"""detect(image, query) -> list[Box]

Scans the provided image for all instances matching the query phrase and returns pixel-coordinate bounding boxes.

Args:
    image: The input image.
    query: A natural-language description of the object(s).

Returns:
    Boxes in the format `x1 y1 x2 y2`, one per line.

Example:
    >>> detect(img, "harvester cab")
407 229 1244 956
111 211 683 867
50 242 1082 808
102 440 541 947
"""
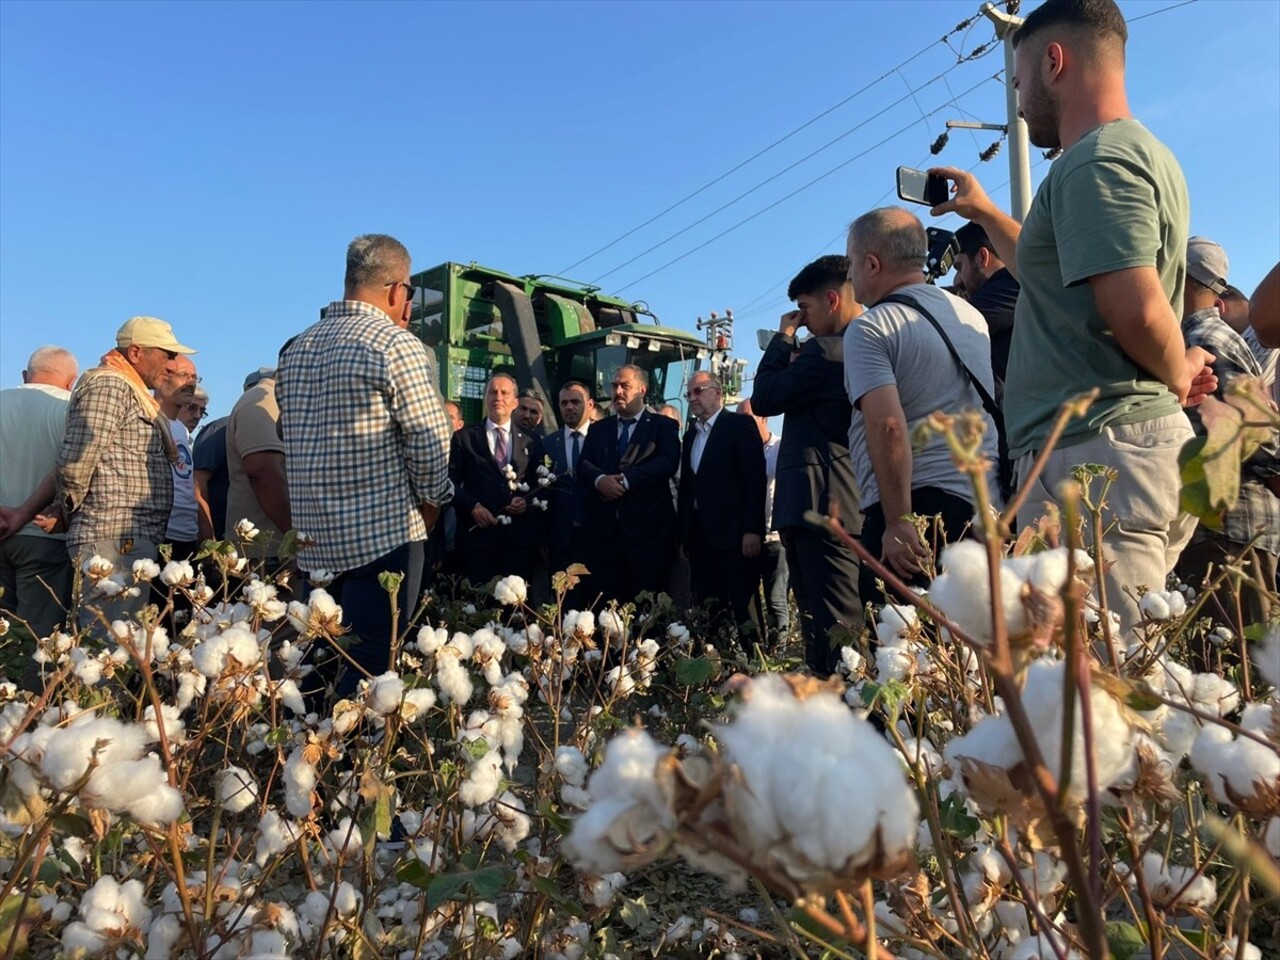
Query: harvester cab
406 262 740 430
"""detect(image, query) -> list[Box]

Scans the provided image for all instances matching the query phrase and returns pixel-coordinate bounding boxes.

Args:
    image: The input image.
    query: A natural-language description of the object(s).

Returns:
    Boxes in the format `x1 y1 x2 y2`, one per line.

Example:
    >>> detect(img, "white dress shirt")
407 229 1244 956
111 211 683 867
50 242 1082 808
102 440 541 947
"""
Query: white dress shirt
689 408 722 474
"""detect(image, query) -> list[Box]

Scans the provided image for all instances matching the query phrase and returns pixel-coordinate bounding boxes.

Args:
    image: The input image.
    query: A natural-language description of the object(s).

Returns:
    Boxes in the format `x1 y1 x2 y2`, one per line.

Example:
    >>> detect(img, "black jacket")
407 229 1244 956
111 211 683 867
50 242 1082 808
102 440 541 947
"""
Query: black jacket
750 331 862 534
576 409 679 539
679 411 766 551
448 422 545 548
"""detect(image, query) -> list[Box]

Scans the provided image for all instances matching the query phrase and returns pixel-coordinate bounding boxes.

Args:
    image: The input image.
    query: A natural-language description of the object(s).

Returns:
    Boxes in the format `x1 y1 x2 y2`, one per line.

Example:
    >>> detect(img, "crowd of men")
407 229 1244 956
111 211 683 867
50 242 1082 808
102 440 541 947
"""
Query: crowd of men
2 0 1278 690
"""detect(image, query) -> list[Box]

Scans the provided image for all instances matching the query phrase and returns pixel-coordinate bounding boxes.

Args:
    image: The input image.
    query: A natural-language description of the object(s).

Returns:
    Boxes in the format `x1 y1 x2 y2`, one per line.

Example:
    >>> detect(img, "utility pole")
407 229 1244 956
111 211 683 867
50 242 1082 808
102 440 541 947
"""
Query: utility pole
981 1 1032 221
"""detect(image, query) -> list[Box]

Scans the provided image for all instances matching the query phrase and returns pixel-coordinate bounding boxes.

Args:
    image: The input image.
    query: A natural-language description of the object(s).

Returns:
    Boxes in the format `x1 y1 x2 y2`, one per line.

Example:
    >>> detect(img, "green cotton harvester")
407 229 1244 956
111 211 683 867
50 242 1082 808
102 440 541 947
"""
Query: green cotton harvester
406 261 745 430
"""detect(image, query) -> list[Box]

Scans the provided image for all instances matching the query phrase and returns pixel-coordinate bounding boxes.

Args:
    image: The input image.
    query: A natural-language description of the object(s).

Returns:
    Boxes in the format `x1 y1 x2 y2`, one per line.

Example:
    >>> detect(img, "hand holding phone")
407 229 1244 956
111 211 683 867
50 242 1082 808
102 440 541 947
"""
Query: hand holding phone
925 166 996 220
896 166 949 207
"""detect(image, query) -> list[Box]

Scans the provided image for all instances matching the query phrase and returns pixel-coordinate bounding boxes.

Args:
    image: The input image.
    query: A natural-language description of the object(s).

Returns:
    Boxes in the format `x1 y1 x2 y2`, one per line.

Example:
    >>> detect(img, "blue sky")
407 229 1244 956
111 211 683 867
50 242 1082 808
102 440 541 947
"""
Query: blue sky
2 0 1277 420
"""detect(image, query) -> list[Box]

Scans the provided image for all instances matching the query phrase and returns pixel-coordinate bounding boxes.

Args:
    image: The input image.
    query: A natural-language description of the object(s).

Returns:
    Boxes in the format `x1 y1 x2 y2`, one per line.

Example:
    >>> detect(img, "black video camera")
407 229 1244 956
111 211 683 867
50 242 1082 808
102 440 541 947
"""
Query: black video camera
925 227 959 284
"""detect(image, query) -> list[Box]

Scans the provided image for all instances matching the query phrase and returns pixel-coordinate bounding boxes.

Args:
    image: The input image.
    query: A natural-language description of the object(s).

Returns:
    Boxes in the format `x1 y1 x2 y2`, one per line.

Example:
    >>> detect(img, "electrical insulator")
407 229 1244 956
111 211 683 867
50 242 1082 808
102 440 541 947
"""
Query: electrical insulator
930 131 950 155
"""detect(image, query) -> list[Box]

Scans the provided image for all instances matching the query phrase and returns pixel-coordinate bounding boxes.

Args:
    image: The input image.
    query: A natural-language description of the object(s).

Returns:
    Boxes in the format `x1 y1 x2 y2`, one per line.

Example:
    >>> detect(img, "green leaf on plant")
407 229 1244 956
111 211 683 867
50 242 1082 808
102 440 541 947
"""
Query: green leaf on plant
463 738 491 761
531 875 583 913
1105 920 1147 960
1122 678 1164 712
52 812 93 838
378 570 404 594
674 657 712 686
396 859 433 888
265 726 291 747
536 798 571 833
860 680 882 707
938 792 980 839
424 865 511 910
1179 379 1276 528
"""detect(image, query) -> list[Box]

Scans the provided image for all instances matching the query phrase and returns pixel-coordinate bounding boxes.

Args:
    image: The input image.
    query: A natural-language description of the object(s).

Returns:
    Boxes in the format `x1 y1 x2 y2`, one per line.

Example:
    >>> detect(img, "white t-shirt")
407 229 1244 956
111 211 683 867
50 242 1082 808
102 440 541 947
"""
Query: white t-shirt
763 432 781 542
843 283 1000 510
166 419 199 541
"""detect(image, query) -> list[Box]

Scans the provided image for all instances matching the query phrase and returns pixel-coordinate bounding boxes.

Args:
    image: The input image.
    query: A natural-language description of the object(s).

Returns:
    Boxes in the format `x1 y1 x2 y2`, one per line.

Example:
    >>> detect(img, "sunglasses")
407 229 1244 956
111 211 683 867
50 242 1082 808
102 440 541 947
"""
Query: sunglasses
684 384 719 399
385 281 417 300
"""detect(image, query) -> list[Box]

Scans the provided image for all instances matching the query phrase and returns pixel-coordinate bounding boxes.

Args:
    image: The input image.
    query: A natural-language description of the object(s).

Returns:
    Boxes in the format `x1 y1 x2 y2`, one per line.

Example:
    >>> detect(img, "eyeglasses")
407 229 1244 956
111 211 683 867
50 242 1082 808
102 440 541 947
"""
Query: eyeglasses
151 347 179 360
385 281 417 300
684 384 719 399
183 403 209 419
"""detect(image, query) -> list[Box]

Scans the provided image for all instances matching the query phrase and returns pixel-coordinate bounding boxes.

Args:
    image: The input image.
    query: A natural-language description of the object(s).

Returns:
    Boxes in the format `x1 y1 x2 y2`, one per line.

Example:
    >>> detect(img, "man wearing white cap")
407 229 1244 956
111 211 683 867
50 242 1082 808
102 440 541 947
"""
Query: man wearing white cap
54 316 197 633
1176 237 1279 633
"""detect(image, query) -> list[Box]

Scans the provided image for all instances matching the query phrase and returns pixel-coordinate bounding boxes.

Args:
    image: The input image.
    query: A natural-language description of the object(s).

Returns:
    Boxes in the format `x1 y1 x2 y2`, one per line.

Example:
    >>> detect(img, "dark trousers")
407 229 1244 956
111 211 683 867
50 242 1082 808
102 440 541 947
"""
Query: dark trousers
308 542 422 701
461 535 535 588
0 535 72 641
858 487 974 607
586 532 671 609
688 534 763 643
760 539 790 641
783 525 862 676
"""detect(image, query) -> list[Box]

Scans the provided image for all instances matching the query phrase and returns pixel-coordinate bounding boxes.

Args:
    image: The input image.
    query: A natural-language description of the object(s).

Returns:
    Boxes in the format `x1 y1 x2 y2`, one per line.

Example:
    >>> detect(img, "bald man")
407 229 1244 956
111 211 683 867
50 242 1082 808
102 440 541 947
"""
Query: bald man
0 346 78 645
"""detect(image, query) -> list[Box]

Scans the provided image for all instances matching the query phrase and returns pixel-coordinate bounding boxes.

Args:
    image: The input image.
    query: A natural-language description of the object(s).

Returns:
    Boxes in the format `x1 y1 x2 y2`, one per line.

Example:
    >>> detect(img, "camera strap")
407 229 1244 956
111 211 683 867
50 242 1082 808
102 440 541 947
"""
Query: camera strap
876 293 1000 421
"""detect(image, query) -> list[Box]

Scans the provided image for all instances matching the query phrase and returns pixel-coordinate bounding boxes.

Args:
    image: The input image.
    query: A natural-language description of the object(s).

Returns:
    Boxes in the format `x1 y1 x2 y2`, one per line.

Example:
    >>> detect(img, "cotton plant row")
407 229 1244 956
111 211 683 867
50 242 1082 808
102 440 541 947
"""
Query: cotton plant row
560 530 1280 959
0 555 744 960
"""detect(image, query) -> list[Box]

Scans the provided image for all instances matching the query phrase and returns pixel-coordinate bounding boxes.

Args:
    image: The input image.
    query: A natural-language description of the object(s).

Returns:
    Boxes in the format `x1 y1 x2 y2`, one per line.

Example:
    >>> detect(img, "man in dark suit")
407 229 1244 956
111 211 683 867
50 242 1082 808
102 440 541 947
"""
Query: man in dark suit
751 255 864 676
678 371 766 642
448 371 544 585
576 364 679 606
542 380 595 606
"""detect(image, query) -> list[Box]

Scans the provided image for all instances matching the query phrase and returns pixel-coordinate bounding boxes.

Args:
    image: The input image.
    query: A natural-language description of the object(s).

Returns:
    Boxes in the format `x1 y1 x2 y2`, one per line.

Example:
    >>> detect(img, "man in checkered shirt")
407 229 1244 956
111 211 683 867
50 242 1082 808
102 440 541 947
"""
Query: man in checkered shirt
277 234 453 698
1175 237 1280 634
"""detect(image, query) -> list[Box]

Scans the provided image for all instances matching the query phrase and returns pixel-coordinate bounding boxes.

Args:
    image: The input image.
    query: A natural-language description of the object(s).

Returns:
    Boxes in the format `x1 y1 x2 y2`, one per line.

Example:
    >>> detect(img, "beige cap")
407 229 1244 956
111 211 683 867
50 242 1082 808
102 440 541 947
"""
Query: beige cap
115 316 196 354
1186 237 1229 295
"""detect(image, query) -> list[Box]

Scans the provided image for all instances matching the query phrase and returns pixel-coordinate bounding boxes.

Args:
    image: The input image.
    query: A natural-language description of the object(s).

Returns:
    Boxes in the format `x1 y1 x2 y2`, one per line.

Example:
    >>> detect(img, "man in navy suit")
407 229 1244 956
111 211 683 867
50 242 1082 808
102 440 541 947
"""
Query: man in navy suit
576 365 679 606
679 371 766 642
751 256 864 676
448 371 544 585
542 380 595 606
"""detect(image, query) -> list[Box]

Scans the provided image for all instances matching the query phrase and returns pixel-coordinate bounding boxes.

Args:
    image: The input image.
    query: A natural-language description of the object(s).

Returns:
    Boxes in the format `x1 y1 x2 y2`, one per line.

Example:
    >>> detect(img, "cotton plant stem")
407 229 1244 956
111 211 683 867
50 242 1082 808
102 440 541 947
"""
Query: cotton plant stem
1000 389 1099 530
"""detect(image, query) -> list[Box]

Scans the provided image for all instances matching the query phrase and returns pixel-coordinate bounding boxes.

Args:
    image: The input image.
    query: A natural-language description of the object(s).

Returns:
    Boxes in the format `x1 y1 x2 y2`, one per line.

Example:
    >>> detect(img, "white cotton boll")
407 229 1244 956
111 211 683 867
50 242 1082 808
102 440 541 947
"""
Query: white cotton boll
71 649 104 686
363 671 404 716
40 717 148 792
325 817 364 862
145 914 182 959
584 871 627 907
255 810 301 866
875 604 918 647
245 930 290 959
839 646 865 676
459 752 504 807
563 610 595 638
446 632 475 659
435 655 474 706
160 560 195 586
275 679 306 715
1216 938 1262 960
217 766 259 813
1251 630 1280 688
1190 723 1280 802
598 609 625 643
493 575 527 605
876 645 914 683
132 558 161 582
1141 852 1216 910
221 625 261 669
191 635 231 678
1240 703 1274 736
61 922 108 955
332 881 361 917
944 660 1135 804
928 541 1027 646
283 748 318 818
84 555 114 579
175 671 206 711
561 783 590 809
1009 931 1080 960
605 665 636 698
555 746 589 786
142 704 185 744
401 687 437 723
713 674 919 886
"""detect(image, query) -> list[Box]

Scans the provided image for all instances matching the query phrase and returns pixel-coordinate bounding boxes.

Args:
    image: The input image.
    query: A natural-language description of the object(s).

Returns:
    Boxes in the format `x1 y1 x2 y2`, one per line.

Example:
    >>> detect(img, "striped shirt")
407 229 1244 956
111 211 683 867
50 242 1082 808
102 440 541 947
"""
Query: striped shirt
57 372 174 552
276 300 453 573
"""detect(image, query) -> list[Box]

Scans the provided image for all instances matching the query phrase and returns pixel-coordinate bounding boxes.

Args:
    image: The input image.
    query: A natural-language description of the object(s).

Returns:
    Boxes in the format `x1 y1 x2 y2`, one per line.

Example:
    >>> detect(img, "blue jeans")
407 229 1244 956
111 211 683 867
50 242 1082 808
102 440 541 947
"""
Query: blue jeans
761 539 790 637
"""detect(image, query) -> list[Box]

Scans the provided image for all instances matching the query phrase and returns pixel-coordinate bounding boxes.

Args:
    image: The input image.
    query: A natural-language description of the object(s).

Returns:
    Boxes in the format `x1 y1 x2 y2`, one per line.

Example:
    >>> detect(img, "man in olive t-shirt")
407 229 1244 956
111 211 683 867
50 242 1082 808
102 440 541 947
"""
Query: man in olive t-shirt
226 372 291 562
928 0 1215 633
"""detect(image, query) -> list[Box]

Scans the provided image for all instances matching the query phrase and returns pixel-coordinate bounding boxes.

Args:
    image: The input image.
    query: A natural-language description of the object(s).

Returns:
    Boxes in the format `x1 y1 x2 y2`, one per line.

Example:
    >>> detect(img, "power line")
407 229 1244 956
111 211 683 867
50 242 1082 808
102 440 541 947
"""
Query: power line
556 15 987 278
588 51 997 286
612 72 1002 295
1127 0 1198 24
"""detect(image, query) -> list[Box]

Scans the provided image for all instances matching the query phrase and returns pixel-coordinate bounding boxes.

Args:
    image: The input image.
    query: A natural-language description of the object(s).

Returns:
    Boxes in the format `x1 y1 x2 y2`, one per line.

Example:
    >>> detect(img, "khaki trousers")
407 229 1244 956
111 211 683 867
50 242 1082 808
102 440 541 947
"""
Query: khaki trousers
1016 413 1198 636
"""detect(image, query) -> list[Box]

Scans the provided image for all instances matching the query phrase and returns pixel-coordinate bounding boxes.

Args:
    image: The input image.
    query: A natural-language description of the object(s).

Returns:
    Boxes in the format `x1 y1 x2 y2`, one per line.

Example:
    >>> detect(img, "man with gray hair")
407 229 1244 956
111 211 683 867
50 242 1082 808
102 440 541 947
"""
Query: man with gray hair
844 207 1000 606
277 233 453 699
57 318 196 632
0 346 78 644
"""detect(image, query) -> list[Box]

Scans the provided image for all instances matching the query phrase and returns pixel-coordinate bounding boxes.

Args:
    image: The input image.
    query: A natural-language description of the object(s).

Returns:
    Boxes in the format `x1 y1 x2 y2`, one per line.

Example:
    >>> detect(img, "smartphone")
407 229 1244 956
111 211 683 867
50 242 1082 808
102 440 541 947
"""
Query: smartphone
896 166 949 207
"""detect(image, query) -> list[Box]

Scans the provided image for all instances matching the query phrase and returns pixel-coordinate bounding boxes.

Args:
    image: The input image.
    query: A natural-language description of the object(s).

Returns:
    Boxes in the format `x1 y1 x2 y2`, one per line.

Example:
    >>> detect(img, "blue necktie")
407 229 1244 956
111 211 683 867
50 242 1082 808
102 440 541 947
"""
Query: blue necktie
618 417 636 451
569 431 581 474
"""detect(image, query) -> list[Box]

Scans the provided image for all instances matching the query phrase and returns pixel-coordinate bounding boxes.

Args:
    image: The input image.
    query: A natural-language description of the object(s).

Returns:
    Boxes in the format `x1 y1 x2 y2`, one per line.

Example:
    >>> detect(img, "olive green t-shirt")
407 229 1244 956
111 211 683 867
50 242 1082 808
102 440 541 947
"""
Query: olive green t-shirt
1004 119 1188 458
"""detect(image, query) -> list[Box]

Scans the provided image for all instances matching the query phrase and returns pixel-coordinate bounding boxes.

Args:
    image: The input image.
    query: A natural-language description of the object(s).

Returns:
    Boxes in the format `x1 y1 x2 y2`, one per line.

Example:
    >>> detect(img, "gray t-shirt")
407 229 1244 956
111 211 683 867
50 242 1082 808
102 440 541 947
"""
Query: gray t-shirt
843 283 1000 510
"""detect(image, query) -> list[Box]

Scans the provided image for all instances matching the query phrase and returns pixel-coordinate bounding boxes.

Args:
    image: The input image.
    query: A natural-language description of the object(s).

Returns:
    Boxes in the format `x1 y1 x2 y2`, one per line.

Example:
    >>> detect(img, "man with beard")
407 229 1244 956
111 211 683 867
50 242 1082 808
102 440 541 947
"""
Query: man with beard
929 0 1215 634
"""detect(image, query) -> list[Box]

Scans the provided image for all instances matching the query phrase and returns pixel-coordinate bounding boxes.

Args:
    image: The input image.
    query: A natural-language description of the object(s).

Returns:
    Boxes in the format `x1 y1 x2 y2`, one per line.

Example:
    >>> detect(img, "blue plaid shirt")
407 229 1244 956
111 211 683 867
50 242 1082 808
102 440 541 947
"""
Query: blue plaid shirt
277 301 453 572
1182 307 1280 554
